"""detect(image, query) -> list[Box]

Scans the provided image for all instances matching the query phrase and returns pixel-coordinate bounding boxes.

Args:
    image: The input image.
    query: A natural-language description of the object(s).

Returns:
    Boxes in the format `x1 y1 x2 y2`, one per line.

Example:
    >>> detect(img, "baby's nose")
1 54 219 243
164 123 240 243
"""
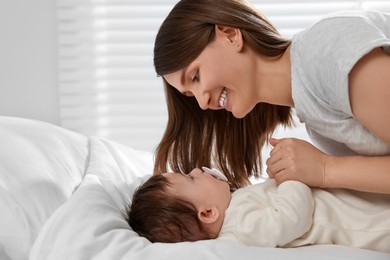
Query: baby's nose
189 168 202 176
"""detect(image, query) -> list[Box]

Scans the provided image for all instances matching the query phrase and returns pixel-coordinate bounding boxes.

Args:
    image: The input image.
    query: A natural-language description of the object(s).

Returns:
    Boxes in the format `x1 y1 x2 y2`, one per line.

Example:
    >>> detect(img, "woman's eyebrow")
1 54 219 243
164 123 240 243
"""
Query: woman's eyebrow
180 66 188 85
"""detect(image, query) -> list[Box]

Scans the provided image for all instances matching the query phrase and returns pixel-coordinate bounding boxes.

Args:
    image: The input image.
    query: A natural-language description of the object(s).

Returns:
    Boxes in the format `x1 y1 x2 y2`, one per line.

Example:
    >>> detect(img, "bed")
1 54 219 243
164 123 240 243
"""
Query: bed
1 116 389 260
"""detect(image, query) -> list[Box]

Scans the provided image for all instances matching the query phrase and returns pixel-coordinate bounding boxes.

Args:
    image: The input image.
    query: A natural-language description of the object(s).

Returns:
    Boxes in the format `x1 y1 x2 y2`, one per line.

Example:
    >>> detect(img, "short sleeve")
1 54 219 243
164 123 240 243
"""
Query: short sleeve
294 10 390 116
291 10 390 156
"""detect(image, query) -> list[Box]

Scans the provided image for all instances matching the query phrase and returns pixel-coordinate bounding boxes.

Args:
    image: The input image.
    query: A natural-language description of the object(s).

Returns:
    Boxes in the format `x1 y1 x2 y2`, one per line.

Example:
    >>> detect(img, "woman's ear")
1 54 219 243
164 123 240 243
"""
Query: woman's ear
198 206 220 224
215 25 243 51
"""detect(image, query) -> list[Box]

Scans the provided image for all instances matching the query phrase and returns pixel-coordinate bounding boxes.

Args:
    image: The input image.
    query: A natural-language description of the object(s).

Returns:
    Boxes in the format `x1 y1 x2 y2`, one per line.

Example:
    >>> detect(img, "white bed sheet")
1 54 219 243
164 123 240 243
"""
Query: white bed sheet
29 136 390 260
0 117 389 260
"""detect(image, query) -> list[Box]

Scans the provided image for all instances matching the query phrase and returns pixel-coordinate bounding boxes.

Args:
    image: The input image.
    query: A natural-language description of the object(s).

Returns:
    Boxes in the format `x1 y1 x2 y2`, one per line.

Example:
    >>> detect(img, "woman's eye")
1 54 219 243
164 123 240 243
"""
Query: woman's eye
192 71 199 82
182 91 194 97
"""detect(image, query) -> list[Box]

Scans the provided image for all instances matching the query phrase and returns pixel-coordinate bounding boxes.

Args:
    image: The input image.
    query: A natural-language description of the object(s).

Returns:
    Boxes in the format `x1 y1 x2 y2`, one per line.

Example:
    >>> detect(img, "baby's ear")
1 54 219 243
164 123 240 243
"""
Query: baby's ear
198 206 220 224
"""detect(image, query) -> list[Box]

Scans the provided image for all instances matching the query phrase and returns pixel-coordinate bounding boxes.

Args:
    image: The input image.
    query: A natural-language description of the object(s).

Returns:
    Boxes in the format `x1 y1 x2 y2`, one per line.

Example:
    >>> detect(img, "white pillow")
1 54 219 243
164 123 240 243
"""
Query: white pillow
0 117 89 260
85 136 153 203
29 137 390 260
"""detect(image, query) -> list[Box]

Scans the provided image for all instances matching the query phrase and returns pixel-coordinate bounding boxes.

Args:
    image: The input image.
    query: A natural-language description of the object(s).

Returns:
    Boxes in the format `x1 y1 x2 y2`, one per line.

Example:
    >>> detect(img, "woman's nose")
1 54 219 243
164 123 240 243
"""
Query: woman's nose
194 91 211 110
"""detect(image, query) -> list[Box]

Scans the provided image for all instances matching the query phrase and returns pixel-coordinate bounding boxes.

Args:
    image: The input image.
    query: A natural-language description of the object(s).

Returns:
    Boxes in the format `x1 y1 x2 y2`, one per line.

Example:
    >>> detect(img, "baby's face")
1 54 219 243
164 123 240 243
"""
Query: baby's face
163 168 231 214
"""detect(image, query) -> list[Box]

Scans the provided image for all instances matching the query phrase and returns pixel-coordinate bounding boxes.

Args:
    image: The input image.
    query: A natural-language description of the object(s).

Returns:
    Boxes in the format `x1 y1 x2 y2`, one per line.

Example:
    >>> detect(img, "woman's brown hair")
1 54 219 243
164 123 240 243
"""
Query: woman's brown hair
125 174 212 243
153 0 292 189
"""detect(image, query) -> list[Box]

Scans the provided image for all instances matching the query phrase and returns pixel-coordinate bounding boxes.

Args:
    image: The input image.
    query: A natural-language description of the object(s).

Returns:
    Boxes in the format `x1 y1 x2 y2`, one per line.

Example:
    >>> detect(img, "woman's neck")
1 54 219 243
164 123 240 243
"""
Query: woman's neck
256 45 294 107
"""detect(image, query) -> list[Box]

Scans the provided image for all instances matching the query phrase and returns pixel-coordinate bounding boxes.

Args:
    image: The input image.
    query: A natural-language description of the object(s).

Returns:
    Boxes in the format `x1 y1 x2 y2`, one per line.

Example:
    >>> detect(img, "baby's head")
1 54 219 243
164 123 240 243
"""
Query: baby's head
125 168 231 243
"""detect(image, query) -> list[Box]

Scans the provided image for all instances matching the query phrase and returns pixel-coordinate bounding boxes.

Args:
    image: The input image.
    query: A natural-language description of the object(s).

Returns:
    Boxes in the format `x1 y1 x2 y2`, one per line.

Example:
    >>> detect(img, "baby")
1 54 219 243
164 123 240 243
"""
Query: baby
125 167 390 253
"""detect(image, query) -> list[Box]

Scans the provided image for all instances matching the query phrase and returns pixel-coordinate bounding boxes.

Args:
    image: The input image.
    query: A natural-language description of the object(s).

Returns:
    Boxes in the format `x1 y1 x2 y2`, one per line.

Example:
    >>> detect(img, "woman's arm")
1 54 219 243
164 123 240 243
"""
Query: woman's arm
325 154 390 194
267 47 390 194
328 47 390 193
349 47 390 145
266 138 390 194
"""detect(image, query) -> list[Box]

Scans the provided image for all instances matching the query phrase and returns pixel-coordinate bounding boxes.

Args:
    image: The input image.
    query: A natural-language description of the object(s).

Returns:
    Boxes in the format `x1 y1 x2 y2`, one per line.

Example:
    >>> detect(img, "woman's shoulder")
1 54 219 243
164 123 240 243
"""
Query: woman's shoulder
291 9 390 107
294 10 389 49
299 10 390 37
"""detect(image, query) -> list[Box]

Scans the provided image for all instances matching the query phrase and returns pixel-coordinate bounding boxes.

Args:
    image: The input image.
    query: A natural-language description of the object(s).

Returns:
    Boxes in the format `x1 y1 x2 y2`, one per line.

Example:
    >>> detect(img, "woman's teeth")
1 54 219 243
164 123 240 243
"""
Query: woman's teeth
219 89 227 107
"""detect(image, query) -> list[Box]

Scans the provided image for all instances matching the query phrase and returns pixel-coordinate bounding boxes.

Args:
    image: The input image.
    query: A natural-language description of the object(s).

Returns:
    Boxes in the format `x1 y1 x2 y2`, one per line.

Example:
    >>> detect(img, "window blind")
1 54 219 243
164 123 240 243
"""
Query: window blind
57 0 390 152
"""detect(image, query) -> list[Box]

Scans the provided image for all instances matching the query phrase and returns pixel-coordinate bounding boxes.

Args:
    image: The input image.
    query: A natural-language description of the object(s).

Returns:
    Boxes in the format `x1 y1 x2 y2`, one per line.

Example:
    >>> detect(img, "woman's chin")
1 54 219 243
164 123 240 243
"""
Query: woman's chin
231 110 246 119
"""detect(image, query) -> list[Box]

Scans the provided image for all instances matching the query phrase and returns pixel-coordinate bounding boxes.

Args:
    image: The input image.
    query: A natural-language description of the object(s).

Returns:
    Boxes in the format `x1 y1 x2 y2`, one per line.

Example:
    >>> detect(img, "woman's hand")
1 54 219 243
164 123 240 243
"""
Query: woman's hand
266 138 328 188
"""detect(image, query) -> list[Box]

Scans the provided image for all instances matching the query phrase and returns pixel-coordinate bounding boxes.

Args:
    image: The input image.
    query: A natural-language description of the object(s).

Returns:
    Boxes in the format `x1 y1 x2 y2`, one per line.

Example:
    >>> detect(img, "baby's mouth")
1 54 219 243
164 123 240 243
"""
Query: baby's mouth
219 88 227 108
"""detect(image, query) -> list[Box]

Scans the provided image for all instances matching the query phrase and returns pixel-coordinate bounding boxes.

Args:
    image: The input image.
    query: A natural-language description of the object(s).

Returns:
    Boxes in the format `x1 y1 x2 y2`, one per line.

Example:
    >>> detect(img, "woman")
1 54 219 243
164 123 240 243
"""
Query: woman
153 0 390 193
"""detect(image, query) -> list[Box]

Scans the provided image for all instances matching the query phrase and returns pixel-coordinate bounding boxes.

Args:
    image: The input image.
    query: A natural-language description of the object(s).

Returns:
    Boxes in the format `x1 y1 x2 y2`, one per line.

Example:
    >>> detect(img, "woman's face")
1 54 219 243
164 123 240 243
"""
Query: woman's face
163 26 260 119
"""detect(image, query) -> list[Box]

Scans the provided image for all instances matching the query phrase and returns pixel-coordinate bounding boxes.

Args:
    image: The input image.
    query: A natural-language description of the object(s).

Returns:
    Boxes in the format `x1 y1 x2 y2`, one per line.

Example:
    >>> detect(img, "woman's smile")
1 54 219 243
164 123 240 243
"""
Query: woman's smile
219 88 228 108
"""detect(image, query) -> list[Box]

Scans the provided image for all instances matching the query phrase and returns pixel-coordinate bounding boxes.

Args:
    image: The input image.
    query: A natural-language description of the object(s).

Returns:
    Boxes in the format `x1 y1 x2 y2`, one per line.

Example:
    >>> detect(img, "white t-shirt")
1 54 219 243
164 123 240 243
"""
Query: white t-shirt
290 10 390 156
217 180 390 252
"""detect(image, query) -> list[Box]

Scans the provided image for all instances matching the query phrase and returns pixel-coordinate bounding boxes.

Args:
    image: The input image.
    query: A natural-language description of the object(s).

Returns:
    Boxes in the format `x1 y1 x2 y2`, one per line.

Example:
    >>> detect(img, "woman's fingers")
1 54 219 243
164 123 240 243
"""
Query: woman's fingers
267 137 328 187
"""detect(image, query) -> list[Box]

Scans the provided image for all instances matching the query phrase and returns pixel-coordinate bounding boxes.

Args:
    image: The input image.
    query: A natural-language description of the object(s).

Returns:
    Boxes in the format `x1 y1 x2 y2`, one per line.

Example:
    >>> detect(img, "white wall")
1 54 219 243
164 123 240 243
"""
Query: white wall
0 0 60 125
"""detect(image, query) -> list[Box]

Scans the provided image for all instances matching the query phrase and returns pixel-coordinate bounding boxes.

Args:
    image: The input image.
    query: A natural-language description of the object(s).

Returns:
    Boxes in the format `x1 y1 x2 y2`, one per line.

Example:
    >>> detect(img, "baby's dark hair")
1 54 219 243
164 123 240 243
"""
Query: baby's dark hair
124 174 213 243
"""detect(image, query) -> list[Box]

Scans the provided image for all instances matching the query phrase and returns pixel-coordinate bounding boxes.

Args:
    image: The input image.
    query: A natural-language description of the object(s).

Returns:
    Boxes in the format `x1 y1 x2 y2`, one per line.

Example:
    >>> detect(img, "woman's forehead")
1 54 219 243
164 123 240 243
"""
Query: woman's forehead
163 69 184 90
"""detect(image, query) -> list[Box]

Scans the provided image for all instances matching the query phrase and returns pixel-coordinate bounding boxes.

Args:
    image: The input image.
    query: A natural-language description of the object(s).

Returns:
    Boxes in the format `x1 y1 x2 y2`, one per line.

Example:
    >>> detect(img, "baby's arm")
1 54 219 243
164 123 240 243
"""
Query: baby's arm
235 180 314 247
